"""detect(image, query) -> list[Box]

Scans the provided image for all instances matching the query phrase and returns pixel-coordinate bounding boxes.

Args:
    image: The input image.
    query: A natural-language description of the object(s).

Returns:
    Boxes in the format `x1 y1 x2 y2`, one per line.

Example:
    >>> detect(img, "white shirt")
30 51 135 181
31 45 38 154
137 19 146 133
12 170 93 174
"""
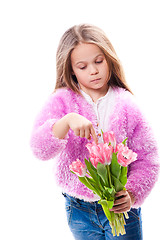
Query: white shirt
80 87 116 143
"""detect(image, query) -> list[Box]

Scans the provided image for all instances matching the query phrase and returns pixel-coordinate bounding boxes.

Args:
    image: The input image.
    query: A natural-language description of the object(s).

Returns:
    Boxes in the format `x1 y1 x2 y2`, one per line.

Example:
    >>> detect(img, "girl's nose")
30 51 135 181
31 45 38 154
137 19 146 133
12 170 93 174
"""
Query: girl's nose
90 64 99 75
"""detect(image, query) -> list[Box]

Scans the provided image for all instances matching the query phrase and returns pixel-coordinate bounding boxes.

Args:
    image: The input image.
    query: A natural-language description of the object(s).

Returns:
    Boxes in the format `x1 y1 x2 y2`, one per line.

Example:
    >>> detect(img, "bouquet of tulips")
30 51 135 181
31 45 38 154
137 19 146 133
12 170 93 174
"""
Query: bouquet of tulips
69 131 137 237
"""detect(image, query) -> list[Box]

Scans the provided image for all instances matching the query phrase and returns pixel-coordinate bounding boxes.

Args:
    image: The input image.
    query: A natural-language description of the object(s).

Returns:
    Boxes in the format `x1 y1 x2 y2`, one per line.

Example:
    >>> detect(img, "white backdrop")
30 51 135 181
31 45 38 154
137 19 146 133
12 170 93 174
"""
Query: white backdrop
0 0 160 239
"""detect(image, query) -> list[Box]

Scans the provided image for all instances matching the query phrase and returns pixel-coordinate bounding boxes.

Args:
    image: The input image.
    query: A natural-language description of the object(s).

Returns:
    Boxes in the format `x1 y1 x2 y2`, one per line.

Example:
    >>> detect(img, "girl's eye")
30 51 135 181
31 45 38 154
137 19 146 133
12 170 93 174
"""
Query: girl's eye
80 66 86 70
96 59 103 64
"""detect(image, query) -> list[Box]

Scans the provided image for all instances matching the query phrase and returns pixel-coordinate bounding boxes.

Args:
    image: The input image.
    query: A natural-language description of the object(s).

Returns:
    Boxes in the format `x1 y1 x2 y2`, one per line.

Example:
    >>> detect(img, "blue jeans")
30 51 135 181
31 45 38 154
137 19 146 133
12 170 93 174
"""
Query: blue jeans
63 193 143 240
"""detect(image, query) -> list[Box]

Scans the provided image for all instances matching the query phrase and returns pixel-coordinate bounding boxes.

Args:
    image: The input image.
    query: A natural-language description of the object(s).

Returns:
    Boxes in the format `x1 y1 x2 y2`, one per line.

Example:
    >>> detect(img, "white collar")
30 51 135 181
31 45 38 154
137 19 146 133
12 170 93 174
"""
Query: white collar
80 87 112 104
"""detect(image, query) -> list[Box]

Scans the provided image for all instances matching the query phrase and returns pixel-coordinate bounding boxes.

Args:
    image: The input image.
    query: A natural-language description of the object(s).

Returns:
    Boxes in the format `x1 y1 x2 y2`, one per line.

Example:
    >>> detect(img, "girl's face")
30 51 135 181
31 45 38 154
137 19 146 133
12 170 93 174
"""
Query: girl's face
71 43 110 97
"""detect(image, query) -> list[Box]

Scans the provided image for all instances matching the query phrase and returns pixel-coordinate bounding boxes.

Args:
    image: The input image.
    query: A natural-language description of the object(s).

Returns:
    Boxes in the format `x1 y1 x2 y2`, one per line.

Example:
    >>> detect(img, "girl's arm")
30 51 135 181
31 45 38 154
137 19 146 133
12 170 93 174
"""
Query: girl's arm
111 90 159 209
125 102 160 208
30 94 69 160
52 112 98 144
30 93 98 161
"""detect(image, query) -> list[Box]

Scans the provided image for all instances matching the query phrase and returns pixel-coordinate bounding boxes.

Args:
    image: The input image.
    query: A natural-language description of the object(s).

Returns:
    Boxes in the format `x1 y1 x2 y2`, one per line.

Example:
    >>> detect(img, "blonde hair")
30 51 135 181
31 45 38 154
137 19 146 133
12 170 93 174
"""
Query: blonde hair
55 24 132 94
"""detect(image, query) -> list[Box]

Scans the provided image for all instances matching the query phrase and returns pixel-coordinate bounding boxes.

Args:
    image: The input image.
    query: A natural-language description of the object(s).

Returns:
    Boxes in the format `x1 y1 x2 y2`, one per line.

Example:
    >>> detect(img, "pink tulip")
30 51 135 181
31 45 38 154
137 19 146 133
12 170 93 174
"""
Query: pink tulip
86 142 113 168
103 131 116 148
116 143 137 167
69 159 87 177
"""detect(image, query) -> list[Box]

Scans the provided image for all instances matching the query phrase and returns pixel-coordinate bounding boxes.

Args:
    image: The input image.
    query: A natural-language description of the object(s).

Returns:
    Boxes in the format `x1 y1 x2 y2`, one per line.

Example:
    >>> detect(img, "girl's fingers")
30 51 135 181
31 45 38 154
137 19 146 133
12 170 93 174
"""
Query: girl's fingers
85 128 91 140
114 196 128 206
115 190 127 198
74 126 98 144
110 190 132 213
90 127 98 144
111 201 130 213
112 206 130 213
80 128 85 138
74 129 80 136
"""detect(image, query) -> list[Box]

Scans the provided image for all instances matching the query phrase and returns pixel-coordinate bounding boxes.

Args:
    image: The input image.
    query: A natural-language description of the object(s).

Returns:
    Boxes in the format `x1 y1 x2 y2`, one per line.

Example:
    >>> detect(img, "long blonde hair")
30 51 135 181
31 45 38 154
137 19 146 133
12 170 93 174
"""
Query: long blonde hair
55 24 132 94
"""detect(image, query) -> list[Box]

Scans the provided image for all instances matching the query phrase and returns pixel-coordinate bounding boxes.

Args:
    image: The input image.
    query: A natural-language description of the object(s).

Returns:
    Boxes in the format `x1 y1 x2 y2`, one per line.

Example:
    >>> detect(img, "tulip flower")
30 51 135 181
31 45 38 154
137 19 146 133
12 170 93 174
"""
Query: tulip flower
86 142 113 168
69 159 87 177
103 131 116 148
116 143 137 167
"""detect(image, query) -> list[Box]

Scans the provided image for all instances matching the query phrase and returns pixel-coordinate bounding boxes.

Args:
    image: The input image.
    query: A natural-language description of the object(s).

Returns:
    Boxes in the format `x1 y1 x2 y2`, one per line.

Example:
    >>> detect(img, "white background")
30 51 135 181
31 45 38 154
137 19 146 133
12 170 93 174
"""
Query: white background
0 0 160 239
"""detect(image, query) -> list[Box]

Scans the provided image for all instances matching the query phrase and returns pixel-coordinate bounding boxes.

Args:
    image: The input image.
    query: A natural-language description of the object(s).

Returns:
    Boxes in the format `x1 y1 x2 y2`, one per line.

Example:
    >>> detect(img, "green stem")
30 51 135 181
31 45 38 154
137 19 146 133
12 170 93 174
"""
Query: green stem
107 165 112 188
87 172 91 177
101 129 112 188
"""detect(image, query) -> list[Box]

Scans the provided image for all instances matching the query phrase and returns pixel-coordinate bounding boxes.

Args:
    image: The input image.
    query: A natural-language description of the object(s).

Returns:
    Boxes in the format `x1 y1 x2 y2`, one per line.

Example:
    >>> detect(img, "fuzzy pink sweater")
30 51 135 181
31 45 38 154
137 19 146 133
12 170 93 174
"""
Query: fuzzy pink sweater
30 87 159 208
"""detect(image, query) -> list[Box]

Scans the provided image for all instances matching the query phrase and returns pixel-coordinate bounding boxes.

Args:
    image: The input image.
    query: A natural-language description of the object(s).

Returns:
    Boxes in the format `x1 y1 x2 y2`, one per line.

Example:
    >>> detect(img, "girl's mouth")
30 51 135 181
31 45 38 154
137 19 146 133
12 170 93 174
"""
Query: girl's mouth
91 78 101 82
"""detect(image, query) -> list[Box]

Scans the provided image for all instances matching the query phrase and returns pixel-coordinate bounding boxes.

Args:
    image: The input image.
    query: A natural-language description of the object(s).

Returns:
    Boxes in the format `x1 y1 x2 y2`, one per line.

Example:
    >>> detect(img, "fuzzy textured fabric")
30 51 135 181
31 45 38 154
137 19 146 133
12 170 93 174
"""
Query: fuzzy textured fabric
30 87 159 208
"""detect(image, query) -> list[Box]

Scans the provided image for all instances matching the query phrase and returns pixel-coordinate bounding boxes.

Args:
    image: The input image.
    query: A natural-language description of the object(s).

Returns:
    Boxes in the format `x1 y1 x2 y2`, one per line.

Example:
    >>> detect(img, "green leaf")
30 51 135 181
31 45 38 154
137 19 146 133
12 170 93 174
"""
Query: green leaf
101 129 104 136
122 137 128 146
105 186 115 195
103 187 111 200
89 158 97 171
103 186 115 201
86 177 102 197
111 175 124 192
78 176 95 191
78 176 102 197
97 175 105 191
85 159 98 183
85 159 109 192
110 152 121 179
85 176 96 185
98 199 112 221
97 163 109 186
107 200 114 210
119 166 127 186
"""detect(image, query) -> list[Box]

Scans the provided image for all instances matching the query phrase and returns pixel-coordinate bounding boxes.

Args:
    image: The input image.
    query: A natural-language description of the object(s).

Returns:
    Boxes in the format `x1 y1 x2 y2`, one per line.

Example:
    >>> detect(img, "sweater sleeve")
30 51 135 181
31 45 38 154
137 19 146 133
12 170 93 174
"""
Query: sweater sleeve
125 99 159 208
30 91 69 160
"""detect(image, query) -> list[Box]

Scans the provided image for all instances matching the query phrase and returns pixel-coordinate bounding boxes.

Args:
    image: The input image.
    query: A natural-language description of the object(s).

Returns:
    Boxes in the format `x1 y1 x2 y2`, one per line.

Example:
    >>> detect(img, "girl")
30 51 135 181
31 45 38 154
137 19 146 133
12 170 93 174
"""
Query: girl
30 24 159 240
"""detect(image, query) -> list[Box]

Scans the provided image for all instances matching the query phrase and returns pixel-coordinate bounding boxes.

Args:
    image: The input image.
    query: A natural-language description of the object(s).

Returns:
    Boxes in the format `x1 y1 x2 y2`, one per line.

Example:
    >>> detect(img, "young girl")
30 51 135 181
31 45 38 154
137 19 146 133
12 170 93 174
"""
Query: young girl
30 24 159 240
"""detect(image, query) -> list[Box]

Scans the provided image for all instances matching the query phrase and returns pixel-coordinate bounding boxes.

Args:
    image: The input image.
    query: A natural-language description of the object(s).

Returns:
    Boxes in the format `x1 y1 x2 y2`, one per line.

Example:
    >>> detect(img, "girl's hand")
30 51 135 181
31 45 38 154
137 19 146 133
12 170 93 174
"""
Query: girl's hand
110 190 135 213
52 112 98 143
67 113 98 144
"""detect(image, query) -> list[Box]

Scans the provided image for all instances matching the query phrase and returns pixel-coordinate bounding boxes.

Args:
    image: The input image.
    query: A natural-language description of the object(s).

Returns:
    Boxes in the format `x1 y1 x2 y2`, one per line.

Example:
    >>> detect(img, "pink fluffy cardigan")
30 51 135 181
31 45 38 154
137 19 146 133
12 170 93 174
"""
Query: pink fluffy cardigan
30 87 159 208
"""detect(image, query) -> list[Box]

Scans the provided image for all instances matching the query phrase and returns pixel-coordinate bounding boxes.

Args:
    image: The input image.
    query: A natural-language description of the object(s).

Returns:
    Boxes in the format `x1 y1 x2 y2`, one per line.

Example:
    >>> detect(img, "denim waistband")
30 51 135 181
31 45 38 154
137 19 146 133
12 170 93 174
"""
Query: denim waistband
62 193 102 208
